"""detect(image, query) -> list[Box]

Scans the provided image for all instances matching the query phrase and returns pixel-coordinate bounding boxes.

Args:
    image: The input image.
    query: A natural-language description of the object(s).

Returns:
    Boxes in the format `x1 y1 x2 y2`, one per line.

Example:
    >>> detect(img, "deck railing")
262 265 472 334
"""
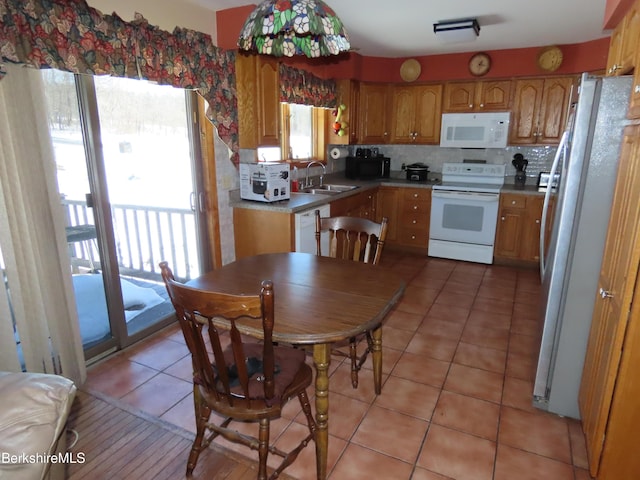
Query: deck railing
63 200 198 282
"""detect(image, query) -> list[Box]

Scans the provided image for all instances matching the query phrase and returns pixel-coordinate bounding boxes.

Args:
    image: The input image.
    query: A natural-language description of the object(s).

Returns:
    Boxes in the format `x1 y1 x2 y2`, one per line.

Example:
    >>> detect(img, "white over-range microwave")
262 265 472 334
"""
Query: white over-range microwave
440 112 510 148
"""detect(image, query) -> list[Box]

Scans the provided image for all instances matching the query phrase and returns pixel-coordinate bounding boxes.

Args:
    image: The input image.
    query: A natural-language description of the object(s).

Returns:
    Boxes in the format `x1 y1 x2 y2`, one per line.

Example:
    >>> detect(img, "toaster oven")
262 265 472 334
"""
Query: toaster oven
537 171 560 191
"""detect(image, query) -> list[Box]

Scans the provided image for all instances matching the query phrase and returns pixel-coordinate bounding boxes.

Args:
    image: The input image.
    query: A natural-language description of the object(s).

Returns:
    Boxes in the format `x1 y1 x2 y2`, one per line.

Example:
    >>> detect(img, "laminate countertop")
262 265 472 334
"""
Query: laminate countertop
232 172 545 214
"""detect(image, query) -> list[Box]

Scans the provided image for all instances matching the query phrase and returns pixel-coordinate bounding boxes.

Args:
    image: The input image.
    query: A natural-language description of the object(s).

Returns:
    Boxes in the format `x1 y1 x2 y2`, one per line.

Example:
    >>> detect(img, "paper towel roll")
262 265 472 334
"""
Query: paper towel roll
330 147 348 160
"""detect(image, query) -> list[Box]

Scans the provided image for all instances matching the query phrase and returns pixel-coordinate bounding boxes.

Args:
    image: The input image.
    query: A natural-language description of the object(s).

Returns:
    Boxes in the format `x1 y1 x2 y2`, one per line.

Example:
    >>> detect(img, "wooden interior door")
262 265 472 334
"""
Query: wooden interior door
597 272 640 479
579 124 640 477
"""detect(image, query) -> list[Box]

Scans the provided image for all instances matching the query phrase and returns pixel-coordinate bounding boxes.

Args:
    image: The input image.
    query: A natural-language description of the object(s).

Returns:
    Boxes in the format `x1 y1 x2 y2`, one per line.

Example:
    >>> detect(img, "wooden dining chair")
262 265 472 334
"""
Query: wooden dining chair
314 210 389 391
159 262 316 480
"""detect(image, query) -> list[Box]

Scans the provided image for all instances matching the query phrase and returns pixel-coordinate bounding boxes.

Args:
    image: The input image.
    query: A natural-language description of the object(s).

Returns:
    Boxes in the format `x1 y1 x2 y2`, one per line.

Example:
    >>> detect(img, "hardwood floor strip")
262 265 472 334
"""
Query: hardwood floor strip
73 406 143 450
64 389 296 479
69 421 158 478
124 432 188 478
96 424 164 478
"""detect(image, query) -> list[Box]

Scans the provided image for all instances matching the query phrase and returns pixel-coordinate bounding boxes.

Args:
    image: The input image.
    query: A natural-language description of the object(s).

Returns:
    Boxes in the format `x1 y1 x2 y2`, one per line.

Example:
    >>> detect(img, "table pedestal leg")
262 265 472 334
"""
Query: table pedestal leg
371 325 383 395
312 343 330 479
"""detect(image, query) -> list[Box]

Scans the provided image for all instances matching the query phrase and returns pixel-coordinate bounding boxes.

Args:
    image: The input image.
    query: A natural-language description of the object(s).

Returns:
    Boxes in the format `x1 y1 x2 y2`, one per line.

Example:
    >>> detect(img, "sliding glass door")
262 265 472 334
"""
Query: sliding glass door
42 70 209 360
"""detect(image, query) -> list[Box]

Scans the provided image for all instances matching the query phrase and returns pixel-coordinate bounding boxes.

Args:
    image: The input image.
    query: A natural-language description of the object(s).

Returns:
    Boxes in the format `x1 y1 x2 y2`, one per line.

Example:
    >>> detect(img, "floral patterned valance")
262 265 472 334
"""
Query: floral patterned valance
0 0 239 162
279 63 336 108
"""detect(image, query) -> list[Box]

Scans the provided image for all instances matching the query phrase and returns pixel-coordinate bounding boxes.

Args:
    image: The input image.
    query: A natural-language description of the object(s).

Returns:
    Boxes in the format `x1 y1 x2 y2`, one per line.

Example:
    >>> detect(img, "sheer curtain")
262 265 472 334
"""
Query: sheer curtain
0 63 86 385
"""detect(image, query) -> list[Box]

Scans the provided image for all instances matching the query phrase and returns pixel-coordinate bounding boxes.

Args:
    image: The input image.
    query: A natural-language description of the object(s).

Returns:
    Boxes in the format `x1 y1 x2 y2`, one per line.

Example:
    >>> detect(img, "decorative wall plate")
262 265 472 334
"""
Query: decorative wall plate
400 59 421 82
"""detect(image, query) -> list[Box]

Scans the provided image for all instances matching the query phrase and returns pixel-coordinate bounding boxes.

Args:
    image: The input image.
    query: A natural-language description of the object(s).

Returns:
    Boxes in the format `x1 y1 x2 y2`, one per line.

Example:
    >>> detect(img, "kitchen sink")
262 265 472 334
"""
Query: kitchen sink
299 184 359 195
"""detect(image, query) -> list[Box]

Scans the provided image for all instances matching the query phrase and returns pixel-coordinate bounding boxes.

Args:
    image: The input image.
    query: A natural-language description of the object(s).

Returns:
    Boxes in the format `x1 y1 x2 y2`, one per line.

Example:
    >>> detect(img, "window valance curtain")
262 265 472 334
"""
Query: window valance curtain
0 0 239 162
279 63 337 108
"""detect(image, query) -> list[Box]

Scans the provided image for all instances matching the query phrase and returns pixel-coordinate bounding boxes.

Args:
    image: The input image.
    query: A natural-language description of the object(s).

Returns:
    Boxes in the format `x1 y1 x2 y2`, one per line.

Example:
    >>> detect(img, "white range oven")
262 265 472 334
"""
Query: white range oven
429 163 505 264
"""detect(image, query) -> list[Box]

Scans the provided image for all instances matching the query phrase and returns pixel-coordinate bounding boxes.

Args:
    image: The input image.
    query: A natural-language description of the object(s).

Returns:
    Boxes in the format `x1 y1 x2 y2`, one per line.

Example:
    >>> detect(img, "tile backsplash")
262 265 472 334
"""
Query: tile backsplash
328 144 558 185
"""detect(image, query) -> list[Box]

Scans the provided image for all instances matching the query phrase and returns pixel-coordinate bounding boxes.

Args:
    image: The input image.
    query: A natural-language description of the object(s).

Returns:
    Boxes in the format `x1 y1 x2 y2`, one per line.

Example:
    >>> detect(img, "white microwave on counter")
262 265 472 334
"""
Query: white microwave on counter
440 112 510 148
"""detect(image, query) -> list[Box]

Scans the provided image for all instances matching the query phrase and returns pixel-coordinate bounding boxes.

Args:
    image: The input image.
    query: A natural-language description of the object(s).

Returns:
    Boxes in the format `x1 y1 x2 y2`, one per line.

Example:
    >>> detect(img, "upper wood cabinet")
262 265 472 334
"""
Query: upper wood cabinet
236 54 280 149
358 83 390 144
630 63 640 118
389 84 442 144
326 79 360 145
607 0 640 76
443 80 512 112
627 0 640 118
509 76 576 145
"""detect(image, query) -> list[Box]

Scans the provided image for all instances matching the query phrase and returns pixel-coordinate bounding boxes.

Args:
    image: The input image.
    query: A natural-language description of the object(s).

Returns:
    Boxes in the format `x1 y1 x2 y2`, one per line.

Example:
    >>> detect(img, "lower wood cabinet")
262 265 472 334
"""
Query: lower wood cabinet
233 208 294 259
376 186 430 252
330 188 377 219
494 192 546 265
233 189 379 260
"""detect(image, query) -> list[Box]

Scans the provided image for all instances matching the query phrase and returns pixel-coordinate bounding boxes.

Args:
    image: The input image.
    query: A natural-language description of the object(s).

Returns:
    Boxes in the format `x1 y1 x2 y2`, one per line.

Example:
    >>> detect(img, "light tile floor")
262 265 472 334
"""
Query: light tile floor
85 252 593 480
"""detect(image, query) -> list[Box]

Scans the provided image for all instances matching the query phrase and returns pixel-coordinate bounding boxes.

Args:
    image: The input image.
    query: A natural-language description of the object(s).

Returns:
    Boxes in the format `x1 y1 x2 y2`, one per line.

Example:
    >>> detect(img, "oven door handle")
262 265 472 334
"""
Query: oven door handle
432 191 499 201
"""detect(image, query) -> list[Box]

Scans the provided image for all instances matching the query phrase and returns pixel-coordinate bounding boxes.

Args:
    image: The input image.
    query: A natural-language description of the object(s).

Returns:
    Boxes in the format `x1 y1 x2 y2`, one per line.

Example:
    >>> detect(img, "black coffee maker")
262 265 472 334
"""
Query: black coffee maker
512 154 528 189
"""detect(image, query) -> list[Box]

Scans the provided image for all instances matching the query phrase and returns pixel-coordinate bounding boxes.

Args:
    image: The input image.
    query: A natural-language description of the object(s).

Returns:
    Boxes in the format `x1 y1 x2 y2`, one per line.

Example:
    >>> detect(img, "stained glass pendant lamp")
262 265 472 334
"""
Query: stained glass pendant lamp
237 0 351 58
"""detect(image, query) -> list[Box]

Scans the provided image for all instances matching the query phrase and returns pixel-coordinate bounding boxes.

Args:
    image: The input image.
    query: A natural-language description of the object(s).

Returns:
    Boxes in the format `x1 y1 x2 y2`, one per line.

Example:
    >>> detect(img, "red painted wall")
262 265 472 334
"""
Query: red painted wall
216 5 255 50
218 6 610 82
604 0 635 28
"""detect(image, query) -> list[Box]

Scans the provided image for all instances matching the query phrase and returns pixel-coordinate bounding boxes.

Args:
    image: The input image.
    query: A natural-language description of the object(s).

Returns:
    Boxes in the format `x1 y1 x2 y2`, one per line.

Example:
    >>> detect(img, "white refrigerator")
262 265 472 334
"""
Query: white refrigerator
533 74 632 418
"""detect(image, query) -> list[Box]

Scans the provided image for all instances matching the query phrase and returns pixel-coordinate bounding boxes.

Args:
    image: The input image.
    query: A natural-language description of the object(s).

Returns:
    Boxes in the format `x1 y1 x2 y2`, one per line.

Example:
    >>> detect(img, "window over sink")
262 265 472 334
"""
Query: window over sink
257 103 327 164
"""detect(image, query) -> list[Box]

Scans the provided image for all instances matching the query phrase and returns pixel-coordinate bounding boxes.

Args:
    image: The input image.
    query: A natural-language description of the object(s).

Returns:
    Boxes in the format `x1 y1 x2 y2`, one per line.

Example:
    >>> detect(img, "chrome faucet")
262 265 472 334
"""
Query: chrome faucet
305 161 326 188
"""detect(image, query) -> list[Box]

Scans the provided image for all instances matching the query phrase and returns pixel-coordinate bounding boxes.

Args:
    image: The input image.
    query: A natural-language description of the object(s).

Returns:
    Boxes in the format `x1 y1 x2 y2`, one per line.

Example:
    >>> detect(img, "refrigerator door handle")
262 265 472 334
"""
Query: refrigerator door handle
540 130 569 279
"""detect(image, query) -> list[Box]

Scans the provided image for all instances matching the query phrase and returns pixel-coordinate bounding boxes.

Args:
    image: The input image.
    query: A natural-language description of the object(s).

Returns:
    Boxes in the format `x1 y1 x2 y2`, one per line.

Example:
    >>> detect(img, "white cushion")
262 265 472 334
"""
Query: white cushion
0 372 76 480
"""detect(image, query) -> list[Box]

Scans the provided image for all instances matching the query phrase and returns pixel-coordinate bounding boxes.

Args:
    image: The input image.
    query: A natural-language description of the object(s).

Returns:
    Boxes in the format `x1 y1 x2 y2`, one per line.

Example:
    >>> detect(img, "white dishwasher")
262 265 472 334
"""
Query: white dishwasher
295 204 330 254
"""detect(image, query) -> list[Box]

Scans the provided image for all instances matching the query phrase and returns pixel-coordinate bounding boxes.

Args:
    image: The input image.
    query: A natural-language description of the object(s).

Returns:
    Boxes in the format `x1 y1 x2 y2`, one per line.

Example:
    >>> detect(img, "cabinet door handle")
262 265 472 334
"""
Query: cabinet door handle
412 220 417 224
501 216 506 221
479 103 484 108
536 219 541 224
511 200 517 205
599 288 614 299
413 193 419 198
413 205 418 210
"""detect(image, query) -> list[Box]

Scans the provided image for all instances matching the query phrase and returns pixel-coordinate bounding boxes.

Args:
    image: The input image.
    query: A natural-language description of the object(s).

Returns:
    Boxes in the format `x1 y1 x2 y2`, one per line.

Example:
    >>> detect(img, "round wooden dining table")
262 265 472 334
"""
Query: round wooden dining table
188 252 406 479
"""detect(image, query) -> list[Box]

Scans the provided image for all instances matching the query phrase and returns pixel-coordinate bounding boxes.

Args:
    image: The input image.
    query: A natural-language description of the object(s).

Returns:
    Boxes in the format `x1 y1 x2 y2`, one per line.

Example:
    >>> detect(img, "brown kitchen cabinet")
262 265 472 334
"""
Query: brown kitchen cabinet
326 79 360 145
397 188 431 249
579 124 640 480
233 208 293 259
330 188 378 219
236 53 280 149
607 0 640 76
627 1 640 117
509 76 576 145
358 83 390 144
234 189 378 260
389 84 443 144
376 186 400 243
376 186 430 252
442 80 512 112
630 60 640 118
494 192 545 265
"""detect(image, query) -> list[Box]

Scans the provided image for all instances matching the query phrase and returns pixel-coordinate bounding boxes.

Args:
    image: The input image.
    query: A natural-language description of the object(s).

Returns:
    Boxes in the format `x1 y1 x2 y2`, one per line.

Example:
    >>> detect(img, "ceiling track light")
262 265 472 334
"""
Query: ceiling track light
433 18 480 43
